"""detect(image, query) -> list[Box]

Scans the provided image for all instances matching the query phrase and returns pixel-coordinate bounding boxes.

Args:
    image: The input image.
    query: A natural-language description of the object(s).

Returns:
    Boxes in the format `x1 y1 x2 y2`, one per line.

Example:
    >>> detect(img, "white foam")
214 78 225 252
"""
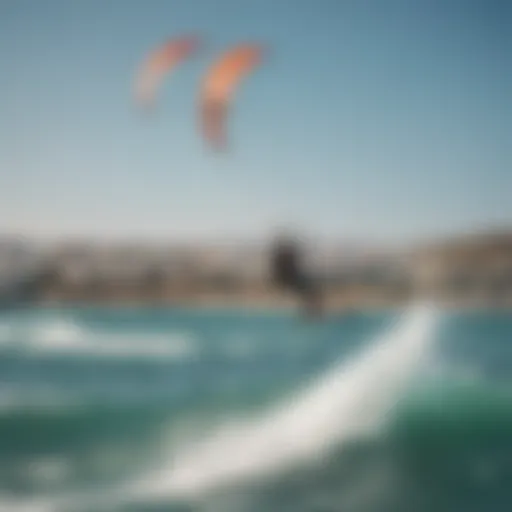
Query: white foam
0 317 197 361
133 303 438 499
0 497 58 512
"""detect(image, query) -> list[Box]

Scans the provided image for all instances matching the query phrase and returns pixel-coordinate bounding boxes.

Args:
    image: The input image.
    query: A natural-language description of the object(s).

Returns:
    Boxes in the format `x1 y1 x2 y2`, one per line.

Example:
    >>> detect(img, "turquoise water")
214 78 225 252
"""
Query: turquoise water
0 306 511 511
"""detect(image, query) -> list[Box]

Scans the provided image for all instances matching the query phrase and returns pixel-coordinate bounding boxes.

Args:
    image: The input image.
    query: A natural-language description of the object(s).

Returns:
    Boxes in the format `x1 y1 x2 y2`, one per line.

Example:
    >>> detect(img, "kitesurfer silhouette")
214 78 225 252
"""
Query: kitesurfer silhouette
270 233 323 318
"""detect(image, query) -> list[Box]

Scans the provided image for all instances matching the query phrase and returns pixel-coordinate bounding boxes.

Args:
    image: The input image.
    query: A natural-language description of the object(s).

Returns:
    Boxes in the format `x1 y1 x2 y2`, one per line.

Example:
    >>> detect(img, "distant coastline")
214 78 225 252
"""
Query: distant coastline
1 229 511 311
28 292 512 313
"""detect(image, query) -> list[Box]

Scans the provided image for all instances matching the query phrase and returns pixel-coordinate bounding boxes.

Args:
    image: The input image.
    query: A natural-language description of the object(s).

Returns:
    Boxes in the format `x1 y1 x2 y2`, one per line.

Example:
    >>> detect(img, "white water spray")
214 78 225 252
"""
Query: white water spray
135 303 438 499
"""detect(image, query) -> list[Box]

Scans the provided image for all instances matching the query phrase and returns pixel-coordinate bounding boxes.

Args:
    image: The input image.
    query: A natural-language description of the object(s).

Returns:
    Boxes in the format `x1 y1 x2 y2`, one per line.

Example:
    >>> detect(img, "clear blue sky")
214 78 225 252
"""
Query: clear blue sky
0 0 509 242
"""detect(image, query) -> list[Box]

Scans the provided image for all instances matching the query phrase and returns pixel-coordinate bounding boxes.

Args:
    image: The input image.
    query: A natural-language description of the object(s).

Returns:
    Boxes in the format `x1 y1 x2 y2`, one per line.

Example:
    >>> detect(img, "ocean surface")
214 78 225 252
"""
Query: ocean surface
0 304 511 512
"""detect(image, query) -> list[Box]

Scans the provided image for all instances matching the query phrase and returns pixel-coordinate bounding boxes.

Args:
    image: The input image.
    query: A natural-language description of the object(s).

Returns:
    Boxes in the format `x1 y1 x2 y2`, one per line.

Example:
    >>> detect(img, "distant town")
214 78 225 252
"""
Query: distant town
0 229 511 310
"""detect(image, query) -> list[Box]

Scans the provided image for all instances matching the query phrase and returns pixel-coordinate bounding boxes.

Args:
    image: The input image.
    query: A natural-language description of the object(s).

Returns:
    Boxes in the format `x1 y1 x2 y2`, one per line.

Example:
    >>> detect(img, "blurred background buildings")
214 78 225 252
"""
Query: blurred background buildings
1 228 511 309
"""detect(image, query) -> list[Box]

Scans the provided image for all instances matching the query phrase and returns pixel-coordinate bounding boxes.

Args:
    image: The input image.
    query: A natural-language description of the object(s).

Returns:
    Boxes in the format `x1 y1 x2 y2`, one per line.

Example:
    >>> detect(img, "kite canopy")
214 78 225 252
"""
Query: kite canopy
135 35 201 110
199 44 264 150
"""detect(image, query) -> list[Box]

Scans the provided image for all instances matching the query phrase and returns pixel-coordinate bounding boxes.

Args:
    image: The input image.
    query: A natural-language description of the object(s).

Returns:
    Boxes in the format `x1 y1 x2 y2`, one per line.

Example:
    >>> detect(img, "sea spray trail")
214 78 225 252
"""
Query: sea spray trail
133 303 439 501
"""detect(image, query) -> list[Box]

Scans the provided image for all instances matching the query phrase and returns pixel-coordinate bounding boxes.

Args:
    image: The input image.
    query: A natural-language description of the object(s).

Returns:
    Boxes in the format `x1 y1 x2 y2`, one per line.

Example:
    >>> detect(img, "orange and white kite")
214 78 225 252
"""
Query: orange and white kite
199 44 264 150
135 36 201 110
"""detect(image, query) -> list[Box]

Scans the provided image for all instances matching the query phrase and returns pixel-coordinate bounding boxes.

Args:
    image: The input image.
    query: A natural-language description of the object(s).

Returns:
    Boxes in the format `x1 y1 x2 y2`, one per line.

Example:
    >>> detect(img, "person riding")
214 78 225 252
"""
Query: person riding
270 233 323 318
